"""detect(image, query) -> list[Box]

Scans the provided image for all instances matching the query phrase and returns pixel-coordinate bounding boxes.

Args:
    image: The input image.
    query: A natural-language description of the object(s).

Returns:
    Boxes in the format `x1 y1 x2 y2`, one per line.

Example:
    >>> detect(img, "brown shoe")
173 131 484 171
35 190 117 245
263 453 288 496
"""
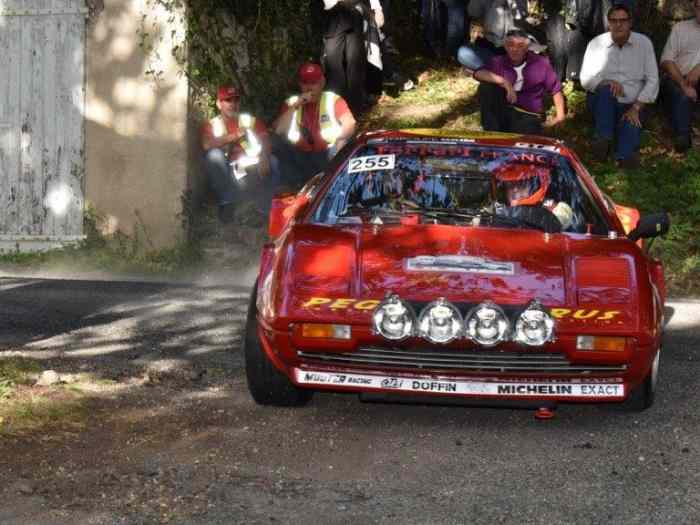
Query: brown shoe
591 137 611 160
617 152 640 170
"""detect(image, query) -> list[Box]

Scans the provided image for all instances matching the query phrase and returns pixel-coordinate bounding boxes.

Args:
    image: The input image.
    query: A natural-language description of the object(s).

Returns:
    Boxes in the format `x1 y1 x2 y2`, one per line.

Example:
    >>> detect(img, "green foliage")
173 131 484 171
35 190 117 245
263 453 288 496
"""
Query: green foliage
585 144 700 295
0 358 42 399
153 0 323 119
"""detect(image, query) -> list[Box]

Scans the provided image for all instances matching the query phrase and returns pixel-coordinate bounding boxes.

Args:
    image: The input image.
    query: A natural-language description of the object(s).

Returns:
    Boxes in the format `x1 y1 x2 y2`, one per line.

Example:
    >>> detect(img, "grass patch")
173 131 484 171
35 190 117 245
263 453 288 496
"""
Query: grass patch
0 359 90 436
0 357 43 399
0 388 90 437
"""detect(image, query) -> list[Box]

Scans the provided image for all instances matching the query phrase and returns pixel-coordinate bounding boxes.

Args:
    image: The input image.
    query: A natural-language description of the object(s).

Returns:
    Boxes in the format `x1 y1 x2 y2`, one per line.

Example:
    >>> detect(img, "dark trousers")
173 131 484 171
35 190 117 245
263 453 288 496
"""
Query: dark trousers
661 75 698 141
323 29 366 115
587 85 642 161
421 0 466 57
479 83 543 134
270 134 330 190
202 148 281 222
545 14 590 82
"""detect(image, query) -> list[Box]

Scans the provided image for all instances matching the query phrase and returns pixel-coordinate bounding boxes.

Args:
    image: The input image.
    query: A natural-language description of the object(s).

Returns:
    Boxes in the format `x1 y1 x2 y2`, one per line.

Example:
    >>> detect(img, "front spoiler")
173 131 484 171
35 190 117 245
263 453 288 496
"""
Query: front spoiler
292 368 626 403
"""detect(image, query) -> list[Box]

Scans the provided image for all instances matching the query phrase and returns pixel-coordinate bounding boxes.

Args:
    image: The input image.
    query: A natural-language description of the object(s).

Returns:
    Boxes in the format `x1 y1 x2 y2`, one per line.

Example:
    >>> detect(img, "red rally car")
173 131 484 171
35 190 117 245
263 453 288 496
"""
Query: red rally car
243 129 670 412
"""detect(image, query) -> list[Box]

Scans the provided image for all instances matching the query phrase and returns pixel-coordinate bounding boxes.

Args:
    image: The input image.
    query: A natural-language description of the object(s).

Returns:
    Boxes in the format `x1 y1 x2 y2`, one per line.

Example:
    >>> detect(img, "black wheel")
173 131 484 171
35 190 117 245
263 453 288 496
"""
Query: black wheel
243 283 313 407
622 350 659 411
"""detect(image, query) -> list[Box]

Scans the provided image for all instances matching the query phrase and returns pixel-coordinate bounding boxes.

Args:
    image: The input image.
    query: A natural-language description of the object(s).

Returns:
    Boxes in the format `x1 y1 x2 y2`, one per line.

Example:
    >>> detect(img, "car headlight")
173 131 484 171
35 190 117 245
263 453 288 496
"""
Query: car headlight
465 302 509 347
372 294 415 340
417 298 463 344
514 301 555 346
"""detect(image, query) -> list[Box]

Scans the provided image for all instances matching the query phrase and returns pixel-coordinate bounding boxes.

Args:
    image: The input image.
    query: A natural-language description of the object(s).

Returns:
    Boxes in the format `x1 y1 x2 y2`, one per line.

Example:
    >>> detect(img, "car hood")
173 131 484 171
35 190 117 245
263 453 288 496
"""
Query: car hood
285 224 569 305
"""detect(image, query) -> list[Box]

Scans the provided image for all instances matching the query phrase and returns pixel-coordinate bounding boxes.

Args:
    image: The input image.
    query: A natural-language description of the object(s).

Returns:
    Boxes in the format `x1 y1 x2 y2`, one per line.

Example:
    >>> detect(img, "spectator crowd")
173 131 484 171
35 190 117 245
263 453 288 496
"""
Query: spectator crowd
201 0 700 223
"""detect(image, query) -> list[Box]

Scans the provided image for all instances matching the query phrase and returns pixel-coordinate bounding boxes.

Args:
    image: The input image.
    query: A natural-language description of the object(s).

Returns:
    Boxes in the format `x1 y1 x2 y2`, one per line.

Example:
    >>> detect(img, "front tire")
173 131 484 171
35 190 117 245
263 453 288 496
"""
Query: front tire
243 284 313 407
623 350 659 411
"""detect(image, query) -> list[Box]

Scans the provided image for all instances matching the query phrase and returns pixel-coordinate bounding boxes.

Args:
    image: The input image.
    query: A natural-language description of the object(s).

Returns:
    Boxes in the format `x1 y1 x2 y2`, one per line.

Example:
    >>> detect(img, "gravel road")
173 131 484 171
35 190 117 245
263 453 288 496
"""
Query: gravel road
1 275 699 524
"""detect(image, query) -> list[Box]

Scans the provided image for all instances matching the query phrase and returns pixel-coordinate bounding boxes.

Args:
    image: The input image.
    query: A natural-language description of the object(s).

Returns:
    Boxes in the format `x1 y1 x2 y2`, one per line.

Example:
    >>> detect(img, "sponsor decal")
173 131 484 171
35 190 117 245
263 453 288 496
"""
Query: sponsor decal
405 255 515 275
381 377 404 389
295 370 625 398
550 308 621 321
514 142 560 153
374 143 556 166
411 380 457 393
302 297 381 310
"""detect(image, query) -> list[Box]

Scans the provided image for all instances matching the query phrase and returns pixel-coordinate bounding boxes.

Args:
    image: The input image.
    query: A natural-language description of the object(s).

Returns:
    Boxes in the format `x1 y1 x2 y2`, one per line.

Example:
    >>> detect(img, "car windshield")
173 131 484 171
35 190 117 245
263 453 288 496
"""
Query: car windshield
311 140 608 234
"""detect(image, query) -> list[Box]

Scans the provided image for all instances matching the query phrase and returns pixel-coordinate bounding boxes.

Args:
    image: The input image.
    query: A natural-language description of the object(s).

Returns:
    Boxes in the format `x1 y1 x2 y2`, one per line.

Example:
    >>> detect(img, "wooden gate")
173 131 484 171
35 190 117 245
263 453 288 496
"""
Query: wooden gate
0 0 86 252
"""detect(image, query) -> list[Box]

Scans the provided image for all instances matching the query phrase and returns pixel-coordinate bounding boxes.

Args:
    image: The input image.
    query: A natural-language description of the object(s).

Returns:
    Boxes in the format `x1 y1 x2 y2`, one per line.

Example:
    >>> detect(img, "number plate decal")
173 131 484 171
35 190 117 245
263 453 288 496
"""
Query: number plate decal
347 154 396 173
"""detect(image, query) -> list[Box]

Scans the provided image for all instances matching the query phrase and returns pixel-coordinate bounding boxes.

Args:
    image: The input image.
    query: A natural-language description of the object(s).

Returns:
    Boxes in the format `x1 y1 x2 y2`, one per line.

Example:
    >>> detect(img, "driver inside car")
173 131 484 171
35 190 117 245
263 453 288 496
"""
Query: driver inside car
494 163 574 230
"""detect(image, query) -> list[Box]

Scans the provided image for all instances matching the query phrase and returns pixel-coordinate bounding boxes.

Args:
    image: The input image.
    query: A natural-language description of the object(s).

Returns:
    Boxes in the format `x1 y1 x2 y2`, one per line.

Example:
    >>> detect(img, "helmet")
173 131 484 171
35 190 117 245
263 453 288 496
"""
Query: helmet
494 163 551 206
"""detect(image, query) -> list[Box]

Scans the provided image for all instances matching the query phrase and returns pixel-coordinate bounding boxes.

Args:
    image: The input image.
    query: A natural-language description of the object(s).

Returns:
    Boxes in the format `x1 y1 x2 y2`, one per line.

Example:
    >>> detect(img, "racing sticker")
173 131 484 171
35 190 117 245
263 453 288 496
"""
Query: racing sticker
294 370 625 398
347 154 395 173
405 255 515 275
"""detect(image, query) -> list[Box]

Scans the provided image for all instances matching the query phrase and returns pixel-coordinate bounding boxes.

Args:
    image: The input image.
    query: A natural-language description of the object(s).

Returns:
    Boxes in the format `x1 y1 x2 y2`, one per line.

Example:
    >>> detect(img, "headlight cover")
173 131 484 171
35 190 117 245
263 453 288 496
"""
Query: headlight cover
514 301 555 346
465 302 510 347
372 294 415 340
417 298 463 344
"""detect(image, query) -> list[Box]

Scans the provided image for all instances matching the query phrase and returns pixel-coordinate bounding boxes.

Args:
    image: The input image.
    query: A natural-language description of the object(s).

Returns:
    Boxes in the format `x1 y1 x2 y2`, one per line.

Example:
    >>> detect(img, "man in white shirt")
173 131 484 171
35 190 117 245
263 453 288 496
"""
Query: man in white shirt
579 4 658 169
660 0 700 153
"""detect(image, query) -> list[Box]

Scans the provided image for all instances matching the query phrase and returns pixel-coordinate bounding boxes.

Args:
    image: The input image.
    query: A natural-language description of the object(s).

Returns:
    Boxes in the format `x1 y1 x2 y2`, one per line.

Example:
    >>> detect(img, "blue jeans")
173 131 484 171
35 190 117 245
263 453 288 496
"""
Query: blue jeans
662 75 698 140
587 85 642 161
202 148 281 218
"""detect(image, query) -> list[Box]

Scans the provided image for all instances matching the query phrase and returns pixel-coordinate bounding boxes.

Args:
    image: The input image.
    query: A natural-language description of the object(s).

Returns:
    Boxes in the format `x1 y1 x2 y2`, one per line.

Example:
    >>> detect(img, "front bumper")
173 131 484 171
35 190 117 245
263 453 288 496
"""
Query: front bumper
292 367 626 402
258 322 657 404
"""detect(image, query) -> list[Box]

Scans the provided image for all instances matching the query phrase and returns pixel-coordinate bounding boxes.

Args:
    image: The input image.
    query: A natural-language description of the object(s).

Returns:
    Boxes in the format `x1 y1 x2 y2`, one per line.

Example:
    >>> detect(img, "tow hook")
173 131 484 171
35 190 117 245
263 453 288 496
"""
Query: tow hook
534 406 556 420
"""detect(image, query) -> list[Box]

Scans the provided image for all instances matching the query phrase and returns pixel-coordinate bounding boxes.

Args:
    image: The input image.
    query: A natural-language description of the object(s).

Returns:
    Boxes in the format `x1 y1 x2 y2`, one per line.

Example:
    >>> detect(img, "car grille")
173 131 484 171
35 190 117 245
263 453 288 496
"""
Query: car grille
297 347 627 375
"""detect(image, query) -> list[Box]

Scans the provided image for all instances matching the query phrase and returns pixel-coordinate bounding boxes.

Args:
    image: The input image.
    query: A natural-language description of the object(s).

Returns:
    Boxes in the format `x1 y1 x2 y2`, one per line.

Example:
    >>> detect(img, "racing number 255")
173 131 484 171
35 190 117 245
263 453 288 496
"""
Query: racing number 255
348 154 396 173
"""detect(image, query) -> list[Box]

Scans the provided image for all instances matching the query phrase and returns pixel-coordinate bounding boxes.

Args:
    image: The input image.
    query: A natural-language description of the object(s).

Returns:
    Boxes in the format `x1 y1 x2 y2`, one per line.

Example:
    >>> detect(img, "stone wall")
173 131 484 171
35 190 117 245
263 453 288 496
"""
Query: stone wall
85 0 190 249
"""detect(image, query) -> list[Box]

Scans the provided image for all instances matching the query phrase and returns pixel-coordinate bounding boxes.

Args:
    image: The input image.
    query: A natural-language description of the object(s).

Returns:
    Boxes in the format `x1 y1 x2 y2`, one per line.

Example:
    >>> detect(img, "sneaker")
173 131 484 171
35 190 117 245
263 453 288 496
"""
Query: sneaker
673 135 691 154
617 152 640 170
591 137 611 160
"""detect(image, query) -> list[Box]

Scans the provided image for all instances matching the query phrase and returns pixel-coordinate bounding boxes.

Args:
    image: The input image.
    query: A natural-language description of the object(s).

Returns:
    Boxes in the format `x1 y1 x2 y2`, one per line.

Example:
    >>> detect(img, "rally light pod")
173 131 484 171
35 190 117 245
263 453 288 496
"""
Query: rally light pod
372 294 415 341
417 298 464 344
514 300 555 346
465 302 510 347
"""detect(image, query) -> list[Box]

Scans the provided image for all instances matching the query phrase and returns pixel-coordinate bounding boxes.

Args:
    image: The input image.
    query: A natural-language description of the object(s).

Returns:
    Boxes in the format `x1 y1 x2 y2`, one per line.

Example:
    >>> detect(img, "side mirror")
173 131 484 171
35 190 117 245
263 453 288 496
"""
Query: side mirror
268 192 309 239
628 213 670 242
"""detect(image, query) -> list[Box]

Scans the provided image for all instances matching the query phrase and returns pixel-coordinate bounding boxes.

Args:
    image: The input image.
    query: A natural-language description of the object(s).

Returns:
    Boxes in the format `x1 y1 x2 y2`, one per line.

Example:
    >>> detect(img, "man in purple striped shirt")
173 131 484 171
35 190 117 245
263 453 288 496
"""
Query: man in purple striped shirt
474 30 566 134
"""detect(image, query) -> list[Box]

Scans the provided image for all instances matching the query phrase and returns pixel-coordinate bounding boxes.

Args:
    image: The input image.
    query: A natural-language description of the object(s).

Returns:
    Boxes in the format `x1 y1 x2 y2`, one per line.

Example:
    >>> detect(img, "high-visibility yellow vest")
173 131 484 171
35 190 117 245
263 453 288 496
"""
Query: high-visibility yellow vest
211 114 262 164
286 91 342 148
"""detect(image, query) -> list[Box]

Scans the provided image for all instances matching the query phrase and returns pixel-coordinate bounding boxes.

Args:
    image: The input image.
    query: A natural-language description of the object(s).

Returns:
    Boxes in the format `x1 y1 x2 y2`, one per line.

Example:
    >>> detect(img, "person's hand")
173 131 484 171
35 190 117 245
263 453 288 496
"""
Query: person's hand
622 105 642 127
544 114 566 128
682 82 698 102
686 67 700 87
500 80 517 104
297 92 316 107
374 9 385 28
602 80 624 98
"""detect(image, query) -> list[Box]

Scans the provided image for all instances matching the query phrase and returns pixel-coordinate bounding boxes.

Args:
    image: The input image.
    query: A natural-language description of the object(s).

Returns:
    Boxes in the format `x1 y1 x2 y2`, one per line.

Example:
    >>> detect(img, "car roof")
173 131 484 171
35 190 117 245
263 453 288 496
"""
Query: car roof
357 129 566 150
